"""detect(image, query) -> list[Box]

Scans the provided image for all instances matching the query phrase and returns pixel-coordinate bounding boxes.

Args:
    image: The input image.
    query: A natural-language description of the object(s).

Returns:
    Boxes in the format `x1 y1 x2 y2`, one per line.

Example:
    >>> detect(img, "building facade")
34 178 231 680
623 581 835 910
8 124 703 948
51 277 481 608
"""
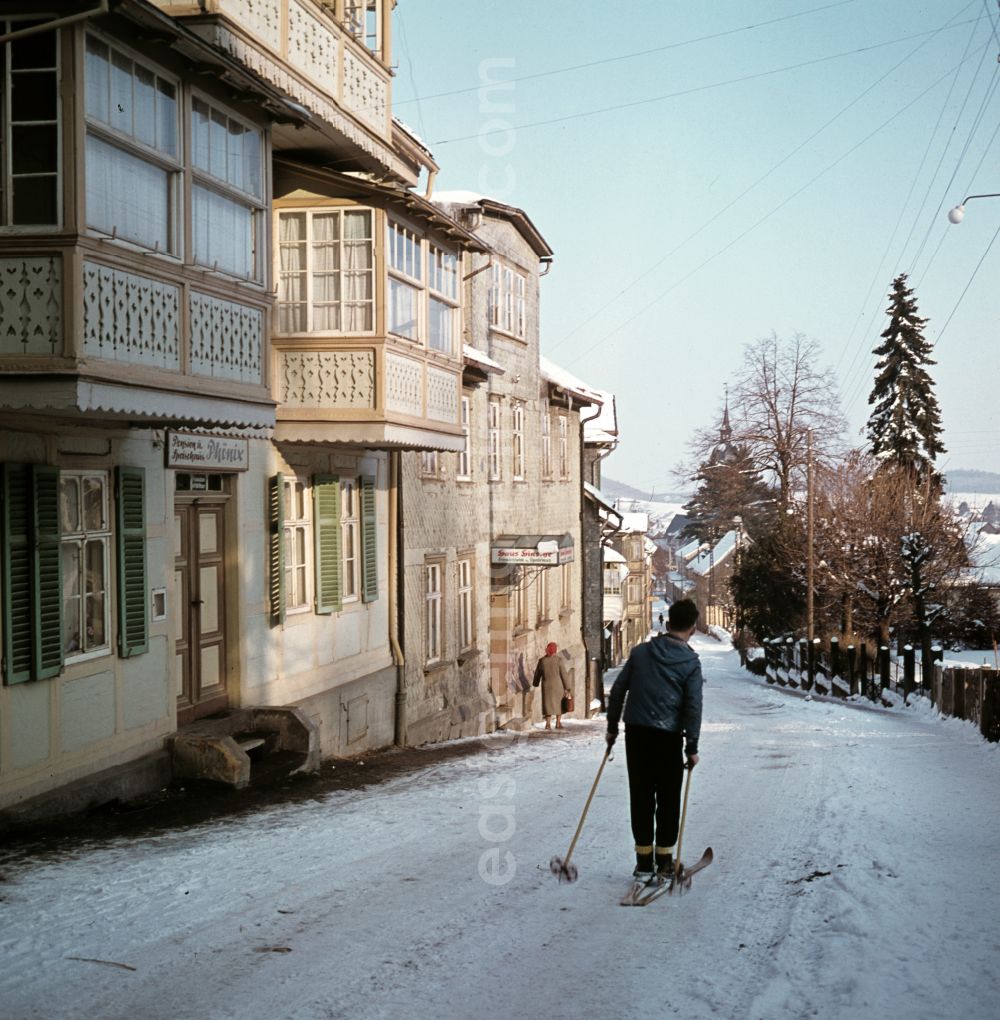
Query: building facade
0 1 616 823
0 0 481 820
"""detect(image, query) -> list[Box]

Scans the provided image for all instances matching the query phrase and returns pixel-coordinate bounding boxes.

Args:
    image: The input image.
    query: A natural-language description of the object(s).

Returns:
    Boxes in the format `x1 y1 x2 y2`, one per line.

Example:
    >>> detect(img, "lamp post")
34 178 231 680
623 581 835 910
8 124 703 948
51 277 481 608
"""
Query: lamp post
947 193 1000 223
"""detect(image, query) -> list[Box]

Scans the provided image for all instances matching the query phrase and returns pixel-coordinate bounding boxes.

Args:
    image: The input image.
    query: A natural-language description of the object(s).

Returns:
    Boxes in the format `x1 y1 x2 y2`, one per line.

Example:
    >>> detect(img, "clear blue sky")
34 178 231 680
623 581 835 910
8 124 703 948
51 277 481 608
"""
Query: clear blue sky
393 1 1000 493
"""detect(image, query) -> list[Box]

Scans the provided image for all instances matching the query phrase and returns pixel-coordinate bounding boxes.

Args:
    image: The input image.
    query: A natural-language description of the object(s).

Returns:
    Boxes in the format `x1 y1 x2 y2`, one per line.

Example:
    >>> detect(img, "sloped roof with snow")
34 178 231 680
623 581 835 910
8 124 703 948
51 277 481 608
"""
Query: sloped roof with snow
539 355 603 405
619 512 649 534
463 344 504 374
688 531 739 576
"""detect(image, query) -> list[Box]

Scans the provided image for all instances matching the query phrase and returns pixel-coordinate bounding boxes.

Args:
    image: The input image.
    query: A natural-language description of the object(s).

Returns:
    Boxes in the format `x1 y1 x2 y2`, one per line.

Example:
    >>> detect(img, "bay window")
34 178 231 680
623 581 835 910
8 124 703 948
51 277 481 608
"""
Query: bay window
277 208 374 333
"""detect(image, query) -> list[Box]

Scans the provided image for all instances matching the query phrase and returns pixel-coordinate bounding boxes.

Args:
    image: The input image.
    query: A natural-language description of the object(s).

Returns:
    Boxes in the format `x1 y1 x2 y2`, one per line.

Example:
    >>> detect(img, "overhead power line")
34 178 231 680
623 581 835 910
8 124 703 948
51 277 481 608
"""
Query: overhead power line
430 20 983 147
395 0 858 107
563 50 983 371
549 4 979 356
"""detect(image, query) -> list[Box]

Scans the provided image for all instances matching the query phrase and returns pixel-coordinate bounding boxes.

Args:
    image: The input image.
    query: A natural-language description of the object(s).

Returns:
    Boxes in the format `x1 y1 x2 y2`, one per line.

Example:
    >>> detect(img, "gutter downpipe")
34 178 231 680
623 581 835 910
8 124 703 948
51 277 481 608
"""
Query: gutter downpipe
578 399 604 713
0 1 109 44
389 450 407 747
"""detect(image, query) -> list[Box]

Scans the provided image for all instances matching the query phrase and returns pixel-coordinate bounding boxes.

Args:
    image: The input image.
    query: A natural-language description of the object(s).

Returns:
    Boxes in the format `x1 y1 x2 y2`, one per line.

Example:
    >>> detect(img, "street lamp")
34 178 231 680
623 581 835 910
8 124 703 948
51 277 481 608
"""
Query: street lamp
947 193 1000 224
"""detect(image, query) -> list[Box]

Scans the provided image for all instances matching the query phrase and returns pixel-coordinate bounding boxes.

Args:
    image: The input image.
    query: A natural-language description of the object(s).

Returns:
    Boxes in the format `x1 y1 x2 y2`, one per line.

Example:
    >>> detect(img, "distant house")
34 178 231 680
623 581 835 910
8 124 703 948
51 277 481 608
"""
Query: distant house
674 529 748 632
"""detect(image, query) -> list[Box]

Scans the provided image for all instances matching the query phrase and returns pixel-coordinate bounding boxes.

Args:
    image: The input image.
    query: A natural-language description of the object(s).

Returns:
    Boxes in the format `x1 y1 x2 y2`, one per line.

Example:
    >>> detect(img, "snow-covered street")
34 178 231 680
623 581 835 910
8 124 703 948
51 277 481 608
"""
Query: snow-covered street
2 635 998 1020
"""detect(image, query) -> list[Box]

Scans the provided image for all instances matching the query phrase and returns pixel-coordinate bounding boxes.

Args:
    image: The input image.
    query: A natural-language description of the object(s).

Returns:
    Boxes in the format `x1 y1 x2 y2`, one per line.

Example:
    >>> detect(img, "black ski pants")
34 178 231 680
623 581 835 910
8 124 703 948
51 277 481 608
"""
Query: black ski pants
624 724 685 849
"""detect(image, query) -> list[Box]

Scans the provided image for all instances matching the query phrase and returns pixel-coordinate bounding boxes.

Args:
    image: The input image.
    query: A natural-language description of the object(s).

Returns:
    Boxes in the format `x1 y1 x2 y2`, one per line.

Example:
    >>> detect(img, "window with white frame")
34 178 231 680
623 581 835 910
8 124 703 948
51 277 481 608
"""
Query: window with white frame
341 477 360 602
60 472 111 659
628 536 643 561
541 410 552 478
488 260 526 338
84 35 179 252
283 477 311 611
457 395 472 480
511 401 525 480
428 244 458 354
191 96 263 280
277 208 374 333
388 219 460 353
420 450 439 477
537 567 549 622
388 219 422 341
425 560 442 664
1 20 60 226
603 566 622 595
560 561 572 609
627 575 644 605
344 0 382 58
457 557 474 649
558 415 569 478
488 399 501 481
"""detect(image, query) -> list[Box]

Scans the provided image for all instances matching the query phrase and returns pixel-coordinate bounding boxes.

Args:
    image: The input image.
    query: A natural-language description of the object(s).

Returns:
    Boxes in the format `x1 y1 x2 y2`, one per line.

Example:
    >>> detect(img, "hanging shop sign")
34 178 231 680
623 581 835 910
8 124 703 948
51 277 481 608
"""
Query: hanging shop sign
167 431 249 472
490 534 575 566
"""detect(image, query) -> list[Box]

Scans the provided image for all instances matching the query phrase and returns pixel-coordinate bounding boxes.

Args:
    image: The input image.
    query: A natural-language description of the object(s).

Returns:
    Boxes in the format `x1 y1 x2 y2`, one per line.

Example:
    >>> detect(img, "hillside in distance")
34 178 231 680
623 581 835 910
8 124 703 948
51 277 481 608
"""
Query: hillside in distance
945 469 1000 494
600 476 691 504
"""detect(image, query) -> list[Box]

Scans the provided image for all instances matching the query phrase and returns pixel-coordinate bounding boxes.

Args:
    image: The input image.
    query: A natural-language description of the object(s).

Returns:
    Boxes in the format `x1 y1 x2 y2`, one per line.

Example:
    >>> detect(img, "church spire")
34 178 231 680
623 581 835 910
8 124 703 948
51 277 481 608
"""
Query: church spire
719 385 732 443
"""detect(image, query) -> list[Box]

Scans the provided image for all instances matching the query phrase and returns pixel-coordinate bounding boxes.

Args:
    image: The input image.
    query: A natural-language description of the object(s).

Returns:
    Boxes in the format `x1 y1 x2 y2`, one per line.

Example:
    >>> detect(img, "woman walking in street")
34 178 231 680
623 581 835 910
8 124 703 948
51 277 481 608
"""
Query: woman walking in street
534 642 572 730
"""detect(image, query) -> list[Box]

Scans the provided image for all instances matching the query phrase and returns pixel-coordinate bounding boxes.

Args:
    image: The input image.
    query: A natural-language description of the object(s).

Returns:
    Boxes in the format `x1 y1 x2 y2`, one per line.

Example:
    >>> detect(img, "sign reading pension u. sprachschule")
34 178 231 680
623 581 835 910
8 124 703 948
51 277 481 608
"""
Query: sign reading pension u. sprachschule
166 431 249 471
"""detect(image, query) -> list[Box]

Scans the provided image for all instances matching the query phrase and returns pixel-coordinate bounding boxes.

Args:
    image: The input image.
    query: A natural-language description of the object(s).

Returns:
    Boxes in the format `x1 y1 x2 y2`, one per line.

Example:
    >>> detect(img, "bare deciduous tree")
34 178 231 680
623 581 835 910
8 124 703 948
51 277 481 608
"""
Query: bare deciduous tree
731 333 847 503
680 334 846 507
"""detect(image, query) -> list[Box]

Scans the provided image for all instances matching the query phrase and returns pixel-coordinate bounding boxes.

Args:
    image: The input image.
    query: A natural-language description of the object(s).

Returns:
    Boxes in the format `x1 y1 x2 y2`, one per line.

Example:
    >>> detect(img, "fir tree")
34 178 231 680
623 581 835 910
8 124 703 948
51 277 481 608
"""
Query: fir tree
866 274 946 480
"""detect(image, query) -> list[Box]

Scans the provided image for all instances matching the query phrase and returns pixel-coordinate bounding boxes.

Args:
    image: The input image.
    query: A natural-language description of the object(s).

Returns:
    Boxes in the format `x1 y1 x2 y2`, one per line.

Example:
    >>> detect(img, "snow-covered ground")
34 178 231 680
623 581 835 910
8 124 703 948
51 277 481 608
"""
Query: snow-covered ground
2 636 998 1020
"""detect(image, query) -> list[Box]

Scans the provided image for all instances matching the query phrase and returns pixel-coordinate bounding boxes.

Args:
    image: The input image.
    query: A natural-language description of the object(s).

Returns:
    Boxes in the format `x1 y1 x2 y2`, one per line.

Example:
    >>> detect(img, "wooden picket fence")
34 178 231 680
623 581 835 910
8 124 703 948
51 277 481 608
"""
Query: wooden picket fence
755 636 1000 743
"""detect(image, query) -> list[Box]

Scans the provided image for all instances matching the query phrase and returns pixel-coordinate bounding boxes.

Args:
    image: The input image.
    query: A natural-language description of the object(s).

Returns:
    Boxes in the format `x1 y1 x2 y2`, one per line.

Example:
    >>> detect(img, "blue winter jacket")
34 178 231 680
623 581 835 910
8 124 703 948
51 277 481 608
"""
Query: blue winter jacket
606 634 703 756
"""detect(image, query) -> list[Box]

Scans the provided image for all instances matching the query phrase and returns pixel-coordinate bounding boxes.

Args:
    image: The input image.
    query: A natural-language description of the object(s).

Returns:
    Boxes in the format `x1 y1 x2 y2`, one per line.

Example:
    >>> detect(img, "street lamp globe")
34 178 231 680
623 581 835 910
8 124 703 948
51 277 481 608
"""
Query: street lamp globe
947 205 965 224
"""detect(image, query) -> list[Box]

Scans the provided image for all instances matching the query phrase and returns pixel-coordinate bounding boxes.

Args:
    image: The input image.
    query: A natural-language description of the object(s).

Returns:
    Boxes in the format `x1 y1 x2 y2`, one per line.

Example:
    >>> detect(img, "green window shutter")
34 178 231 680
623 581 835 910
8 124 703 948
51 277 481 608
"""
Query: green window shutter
2 464 33 684
313 475 341 615
31 464 63 679
115 466 148 658
268 473 285 626
360 474 378 603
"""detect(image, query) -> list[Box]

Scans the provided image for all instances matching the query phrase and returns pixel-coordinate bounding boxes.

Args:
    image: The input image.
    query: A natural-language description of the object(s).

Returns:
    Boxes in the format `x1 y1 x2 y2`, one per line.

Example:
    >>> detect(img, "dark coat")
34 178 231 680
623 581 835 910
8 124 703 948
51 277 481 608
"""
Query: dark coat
534 653 571 716
606 634 703 755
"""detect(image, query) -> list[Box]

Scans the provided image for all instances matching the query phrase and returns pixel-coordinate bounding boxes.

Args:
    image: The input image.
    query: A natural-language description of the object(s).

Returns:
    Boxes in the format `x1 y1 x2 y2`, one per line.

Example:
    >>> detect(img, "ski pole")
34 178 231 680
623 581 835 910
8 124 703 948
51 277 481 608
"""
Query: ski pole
672 764 694 887
550 747 611 883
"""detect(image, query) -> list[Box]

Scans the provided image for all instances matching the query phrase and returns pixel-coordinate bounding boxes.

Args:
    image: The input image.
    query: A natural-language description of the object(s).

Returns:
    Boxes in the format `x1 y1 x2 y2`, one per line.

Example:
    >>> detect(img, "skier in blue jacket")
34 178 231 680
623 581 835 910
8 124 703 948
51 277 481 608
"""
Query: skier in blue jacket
606 598 703 879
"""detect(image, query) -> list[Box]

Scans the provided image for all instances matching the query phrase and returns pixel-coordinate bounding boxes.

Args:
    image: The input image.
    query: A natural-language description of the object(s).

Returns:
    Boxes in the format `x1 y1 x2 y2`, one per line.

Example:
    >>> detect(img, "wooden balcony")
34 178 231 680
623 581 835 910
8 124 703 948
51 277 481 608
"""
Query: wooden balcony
0 243 274 430
151 0 413 182
272 338 464 451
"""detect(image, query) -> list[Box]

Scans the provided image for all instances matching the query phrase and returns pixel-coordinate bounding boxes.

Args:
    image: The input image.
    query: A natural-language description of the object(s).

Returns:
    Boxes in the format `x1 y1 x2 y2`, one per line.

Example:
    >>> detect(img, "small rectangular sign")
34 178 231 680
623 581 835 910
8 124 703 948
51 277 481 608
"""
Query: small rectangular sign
167 431 249 472
490 545 574 566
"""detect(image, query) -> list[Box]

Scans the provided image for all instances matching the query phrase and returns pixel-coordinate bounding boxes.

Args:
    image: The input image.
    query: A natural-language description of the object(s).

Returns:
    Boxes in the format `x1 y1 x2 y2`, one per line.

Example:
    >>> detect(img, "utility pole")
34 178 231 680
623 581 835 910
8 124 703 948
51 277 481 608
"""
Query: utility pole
806 428 814 642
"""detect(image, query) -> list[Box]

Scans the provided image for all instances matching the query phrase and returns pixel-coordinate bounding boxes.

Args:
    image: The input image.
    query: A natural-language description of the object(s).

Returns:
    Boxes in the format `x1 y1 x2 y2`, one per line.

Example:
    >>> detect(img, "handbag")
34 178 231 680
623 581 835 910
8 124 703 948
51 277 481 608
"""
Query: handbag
561 693 574 713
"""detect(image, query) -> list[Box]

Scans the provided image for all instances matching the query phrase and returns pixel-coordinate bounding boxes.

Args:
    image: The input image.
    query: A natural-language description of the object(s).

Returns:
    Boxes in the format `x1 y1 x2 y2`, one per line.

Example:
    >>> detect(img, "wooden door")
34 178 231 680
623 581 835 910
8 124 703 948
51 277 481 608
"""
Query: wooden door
174 500 229 724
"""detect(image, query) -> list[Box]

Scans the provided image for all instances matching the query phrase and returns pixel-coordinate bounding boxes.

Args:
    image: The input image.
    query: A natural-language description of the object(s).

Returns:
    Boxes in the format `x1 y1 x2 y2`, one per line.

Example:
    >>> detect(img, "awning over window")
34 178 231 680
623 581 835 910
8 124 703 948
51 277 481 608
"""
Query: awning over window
490 533 575 566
